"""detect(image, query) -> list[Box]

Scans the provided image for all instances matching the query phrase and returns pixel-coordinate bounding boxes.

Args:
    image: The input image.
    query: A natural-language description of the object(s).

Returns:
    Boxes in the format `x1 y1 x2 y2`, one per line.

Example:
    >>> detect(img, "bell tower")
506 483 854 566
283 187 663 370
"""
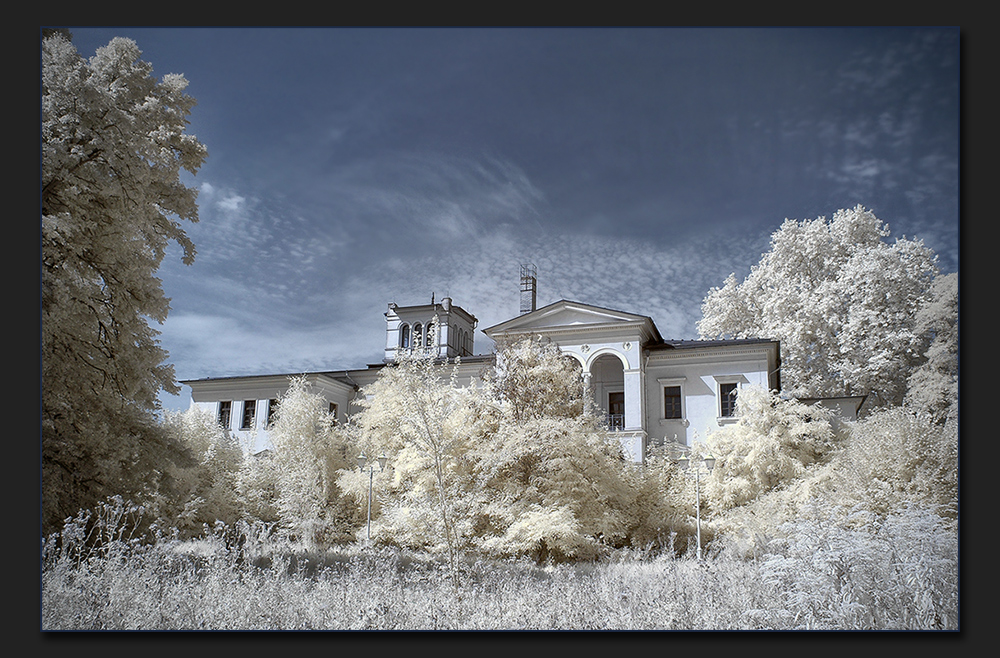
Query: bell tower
384 296 479 362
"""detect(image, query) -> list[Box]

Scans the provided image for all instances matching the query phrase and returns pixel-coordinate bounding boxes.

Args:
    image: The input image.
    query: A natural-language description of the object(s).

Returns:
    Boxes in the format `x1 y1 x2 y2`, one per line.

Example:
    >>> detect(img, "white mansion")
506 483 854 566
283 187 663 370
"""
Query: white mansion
182 294 862 463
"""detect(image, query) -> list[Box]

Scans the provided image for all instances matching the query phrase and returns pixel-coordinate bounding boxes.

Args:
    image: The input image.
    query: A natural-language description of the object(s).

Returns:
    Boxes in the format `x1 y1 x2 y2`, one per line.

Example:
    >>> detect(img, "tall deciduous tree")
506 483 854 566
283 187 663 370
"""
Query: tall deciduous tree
697 205 938 406
904 272 958 425
482 335 585 424
266 377 357 546
41 32 207 533
345 355 479 574
472 336 635 561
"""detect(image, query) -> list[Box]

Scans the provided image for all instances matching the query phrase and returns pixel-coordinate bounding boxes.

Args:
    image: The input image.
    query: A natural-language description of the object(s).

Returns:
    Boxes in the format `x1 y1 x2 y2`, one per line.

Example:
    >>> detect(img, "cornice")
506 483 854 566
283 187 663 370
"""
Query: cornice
490 320 656 344
645 343 777 361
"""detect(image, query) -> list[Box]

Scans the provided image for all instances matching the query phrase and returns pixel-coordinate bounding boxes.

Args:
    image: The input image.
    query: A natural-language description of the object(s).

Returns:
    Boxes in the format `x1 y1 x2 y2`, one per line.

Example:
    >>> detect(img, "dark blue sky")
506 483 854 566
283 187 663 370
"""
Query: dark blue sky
63 27 960 409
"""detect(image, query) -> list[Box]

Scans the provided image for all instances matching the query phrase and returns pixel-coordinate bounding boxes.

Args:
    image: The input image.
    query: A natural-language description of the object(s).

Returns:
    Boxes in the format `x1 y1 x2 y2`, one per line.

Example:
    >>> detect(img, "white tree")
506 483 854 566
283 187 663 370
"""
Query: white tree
697 205 938 406
344 355 479 572
41 31 208 533
266 377 355 546
482 335 585 423
704 385 836 514
471 336 636 561
157 407 244 536
826 406 958 523
904 272 958 425
471 415 636 562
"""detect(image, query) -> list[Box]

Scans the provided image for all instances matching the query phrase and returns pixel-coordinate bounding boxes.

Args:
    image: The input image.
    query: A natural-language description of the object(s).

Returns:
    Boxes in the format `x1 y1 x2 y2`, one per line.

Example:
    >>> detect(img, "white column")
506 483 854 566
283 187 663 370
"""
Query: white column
623 367 646 464
623 368 643 430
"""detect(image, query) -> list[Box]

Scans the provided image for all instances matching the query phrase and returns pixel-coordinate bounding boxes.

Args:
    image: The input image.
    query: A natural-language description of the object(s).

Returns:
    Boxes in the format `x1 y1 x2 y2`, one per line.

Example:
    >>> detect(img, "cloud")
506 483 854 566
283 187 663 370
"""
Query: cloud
312 151 545 245
159 211 770 387
216 194 246 212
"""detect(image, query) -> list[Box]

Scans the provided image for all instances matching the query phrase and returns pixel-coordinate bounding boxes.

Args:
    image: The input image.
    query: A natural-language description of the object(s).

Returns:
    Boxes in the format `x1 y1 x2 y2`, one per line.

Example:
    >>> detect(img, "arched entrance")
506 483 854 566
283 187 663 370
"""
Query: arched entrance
589 352 626 430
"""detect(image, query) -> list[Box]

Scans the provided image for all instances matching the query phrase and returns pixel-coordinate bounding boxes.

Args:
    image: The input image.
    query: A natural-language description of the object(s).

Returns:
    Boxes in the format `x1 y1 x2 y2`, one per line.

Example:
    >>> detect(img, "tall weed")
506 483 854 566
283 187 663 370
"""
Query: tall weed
42 497 956 630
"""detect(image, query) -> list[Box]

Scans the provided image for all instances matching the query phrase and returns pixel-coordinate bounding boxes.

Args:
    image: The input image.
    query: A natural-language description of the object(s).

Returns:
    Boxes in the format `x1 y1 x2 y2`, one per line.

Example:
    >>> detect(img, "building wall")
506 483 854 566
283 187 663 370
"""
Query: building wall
187 374 357 454
643 345 776 450
184 300 780 464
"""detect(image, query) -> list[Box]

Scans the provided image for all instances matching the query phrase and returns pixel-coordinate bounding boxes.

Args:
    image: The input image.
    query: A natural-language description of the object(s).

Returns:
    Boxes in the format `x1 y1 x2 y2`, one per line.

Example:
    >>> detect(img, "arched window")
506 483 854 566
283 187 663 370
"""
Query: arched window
413 323 423 348
426 321 435 349
400 324 411 349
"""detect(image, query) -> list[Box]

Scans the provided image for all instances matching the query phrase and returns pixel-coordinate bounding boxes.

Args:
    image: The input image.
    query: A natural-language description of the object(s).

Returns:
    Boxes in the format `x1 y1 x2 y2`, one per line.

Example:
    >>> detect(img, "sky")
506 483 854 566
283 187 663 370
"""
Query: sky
62 27 961 413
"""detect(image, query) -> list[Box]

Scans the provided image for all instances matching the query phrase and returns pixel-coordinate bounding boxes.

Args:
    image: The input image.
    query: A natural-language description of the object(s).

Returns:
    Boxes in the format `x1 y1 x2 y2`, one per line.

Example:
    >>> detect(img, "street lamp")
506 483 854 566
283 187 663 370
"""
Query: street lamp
678 451 716 561
357 452 388 542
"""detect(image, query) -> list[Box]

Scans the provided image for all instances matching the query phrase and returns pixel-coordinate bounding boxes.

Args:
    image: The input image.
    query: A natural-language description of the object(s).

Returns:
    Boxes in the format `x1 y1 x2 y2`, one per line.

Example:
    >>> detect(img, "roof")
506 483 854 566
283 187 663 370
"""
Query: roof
180 370 363 388
387 299 479 324
648 337 780 350
483 299 664 344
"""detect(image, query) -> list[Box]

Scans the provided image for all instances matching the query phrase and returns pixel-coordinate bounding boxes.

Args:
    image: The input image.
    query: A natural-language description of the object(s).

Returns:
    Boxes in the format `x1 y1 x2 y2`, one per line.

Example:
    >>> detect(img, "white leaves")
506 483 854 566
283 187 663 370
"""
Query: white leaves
480 505 596 561
698 205 939 404
42 31 210 530
705 386 836 513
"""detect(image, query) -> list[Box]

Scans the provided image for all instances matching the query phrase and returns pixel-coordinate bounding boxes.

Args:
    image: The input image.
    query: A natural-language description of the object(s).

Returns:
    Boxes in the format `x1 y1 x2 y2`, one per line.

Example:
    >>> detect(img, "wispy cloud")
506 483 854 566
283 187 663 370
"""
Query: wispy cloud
159 212 770 388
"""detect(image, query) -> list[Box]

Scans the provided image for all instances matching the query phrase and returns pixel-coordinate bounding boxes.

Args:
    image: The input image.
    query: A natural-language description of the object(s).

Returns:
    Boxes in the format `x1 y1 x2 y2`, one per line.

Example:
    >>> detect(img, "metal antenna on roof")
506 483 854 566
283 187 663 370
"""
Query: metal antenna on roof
519 263 537 315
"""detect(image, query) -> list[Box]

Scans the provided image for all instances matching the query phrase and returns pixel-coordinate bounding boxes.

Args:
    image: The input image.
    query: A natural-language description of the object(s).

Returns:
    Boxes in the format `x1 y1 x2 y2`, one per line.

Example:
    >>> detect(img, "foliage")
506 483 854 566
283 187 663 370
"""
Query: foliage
235 449 282 526
703 386 837 514
470 415 636 561
41 31 208 533
697 205 938 405
345 339 647 563
42 503 956 630
629 444 701 552
759 502 957 629
705 398 957 555
265 377 357 546
155 407 243 536
343 355 480 572
904 272 959 425
825 406 958 522
482 335 585 423
469 336 640 560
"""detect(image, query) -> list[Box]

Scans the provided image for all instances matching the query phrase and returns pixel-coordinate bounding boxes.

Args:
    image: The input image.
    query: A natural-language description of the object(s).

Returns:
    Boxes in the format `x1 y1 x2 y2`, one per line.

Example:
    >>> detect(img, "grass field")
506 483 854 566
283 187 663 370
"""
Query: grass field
41 509 957 631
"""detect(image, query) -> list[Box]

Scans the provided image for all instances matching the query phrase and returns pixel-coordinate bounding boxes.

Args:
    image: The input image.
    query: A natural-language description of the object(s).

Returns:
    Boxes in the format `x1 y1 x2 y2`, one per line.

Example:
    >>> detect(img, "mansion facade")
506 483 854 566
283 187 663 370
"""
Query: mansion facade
182 296 859 463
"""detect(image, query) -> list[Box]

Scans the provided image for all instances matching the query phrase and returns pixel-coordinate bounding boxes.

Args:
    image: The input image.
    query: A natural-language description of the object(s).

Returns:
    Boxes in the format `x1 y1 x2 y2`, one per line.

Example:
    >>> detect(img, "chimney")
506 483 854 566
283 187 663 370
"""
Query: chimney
519 263 537 314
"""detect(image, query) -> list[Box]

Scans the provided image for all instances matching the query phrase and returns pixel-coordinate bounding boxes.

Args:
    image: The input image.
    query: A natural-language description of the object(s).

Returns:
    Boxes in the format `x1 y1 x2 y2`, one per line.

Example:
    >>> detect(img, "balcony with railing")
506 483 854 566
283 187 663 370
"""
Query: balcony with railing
606 413 625 431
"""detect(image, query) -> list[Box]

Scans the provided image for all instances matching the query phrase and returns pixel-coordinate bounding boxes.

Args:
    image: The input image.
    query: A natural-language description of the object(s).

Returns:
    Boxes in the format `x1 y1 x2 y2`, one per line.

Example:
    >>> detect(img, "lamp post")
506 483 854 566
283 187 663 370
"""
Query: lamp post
678 451 716 561
357 452 388 542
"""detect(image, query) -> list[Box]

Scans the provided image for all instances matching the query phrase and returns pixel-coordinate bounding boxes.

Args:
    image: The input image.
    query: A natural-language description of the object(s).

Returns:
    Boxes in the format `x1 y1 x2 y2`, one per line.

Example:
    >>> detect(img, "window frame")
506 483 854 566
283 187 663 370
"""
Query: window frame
241 399 257 430
657 377 687 424
713 375 748 423
218 400 232 429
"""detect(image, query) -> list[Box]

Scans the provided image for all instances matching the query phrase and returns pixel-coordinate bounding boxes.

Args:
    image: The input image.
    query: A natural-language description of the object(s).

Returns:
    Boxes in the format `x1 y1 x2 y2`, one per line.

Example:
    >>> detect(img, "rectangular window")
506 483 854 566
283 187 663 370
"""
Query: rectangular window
329 402 339 424
218 401 232 429
664 386 682 419
720 383 738 417
267 399 278 427
241 400 256 430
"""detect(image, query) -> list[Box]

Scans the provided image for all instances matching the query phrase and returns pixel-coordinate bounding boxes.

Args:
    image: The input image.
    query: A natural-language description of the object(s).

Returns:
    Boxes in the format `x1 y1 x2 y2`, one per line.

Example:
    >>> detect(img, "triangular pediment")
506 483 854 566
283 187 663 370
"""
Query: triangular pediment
484 300 661 341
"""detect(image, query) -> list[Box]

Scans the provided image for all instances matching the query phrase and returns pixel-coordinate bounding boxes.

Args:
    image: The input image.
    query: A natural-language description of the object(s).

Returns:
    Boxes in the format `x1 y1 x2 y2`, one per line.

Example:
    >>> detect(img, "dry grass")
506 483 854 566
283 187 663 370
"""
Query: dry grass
41 501 957 631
